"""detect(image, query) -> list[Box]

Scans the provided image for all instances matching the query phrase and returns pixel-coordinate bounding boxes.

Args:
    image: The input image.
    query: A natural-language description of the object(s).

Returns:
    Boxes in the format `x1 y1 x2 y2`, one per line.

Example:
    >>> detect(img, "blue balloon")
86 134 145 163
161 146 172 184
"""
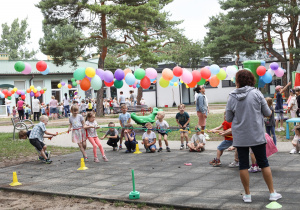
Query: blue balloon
125 73 136 85
171 76 179 82
136 84 140 88
0 93 4 98
170 82 174 86
262 72 272 83
258 76 266 88
41 67 50 75
14 93 19 98
210 64 220 75
150 78 156 82
261 60 266 66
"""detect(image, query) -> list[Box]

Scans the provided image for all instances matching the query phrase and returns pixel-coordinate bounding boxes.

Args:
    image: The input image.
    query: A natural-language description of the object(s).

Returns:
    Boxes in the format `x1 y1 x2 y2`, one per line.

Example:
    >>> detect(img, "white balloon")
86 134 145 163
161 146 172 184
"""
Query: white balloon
226 66 237 78
267 69 275 76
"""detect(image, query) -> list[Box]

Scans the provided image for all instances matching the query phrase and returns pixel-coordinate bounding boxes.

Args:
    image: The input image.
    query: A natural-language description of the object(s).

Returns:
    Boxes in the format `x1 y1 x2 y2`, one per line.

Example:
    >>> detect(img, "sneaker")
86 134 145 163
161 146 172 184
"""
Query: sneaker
158 147 163 152
46 151 51 159
280 127 285 131
248 166 258 173
125 150 131 153
84 157 89 162
228 161 239 168
213 159 221 167
45 159 52 164
243 194 252 203
180 144 184 150
146 148 151 153
119 145 122 150
269 191 282 201
209 158 217 165
186 143 188 149
275 128 281 132
94 157 100 162
113 147 117 151
38 156 45 161
102 156 109 162
166 147 171 152
290 148 296 154
256 166 262 172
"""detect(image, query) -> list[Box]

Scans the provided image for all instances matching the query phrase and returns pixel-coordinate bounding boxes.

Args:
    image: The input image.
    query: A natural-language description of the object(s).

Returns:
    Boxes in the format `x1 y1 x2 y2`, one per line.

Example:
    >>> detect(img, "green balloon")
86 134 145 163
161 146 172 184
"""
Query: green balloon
43 87 47 91
159 77 169 88
233 65 238 70
216 69 227 80
72 81 77 86
114 79 123 89
244 68 251 72
91 75 102 90
73 67 86 80
71 78 76 82
7 96 12 100
197 78 206 85
14 61 25 72
134 68 146 80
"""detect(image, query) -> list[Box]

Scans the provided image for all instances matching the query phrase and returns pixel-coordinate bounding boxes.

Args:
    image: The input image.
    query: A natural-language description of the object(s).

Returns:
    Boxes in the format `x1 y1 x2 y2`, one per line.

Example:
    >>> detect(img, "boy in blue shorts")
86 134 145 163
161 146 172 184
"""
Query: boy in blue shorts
142 122 157 153
208 112 233 167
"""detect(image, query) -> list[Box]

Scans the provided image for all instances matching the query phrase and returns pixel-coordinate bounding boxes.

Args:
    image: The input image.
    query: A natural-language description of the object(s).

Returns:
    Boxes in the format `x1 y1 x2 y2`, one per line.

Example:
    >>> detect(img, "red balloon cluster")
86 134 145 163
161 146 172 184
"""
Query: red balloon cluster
36 61 48 72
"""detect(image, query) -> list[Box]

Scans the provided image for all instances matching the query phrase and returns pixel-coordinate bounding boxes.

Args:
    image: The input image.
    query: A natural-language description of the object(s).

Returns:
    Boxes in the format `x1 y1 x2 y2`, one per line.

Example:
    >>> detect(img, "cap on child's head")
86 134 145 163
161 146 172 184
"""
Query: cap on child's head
275 85 283 91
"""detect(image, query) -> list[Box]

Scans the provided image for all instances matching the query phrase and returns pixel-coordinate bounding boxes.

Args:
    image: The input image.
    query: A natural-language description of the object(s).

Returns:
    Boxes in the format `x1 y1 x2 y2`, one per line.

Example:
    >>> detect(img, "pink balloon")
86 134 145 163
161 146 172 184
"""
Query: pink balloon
16 90 21 95
133 84 137 88
181 69 193 84
22 63 32 75
274 67 284 77
145 68 157 79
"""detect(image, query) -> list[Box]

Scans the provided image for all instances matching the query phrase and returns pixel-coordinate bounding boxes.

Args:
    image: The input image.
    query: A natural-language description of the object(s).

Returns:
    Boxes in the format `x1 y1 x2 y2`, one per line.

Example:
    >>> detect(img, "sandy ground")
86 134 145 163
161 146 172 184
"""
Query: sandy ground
0 190 157 210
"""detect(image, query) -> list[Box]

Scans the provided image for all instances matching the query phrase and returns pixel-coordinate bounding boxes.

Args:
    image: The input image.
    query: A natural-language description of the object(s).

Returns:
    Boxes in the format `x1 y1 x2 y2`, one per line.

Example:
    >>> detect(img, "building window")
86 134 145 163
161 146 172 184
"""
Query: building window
51 81 60 89
205 82 217 89
68 80 78 99
143 84 156 92
33 80 44 103
51 80 61 102
222 80 236 88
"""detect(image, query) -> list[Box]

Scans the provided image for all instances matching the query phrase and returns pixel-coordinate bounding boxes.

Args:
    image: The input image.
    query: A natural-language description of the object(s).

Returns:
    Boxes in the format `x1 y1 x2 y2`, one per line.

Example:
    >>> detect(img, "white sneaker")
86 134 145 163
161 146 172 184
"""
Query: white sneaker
228 161 239 168
290 148 296 154
280 127 285 131
269 192 282 201
243 194 252 203
275 128 281 132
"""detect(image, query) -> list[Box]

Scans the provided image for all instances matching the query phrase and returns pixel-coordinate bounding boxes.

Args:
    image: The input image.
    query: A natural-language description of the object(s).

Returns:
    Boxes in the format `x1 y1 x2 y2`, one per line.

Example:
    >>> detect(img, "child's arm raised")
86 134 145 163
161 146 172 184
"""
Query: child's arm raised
280 81 291 94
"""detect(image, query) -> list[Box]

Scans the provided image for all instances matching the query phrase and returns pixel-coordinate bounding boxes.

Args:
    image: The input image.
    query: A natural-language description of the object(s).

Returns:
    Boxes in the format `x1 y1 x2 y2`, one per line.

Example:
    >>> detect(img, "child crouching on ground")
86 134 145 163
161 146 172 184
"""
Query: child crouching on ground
142 122 157 153
208 112 233 167
101 122 120 151
27 115 57 164
188 126 206 152
290 125 300 154
124 124 137 153
156 111 171 152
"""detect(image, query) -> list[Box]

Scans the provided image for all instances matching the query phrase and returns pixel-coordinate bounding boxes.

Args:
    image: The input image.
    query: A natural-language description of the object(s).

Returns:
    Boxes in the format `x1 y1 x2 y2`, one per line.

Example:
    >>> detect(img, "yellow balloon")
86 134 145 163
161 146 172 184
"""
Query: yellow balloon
57 83 62 88
174 82 178 87
85 67 96 78
185 84 189 88
30 85 34 90
13 87 18 92
33 88 37 93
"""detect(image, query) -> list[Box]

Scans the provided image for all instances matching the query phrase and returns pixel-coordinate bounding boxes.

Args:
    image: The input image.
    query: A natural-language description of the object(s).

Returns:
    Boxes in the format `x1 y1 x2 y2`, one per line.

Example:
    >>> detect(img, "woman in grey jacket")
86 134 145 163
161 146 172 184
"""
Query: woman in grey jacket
195 85 208 130
226 70 282 203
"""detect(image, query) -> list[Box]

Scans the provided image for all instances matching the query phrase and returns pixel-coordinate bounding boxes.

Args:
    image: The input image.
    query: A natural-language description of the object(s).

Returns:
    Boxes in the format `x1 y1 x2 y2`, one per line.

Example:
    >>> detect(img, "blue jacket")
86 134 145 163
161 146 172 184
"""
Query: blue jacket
196 93 207 114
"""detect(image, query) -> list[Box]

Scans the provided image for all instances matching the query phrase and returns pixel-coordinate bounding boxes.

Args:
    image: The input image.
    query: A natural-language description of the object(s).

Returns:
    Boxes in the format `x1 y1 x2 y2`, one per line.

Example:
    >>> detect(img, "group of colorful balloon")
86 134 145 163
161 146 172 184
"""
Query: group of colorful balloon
255 62 284 88
57 80 77 89
159 65 238 88
14 61 50 75
0 86 47 100
73 67 158 91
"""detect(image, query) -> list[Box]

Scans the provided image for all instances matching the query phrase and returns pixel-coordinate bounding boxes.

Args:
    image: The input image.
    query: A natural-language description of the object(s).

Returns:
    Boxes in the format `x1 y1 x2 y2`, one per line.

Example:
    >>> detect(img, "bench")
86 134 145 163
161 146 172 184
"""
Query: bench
113 105 150 114
11 117 34 140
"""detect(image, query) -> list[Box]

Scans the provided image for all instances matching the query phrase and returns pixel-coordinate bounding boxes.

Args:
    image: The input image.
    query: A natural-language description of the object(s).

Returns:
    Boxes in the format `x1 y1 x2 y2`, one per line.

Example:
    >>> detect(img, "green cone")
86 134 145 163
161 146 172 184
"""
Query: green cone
266 201 282 209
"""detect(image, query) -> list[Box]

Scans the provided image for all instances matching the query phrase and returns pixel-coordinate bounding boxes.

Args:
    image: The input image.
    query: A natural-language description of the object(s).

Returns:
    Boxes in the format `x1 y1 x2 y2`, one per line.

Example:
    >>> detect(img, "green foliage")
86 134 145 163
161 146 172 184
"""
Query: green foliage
0 18 36 60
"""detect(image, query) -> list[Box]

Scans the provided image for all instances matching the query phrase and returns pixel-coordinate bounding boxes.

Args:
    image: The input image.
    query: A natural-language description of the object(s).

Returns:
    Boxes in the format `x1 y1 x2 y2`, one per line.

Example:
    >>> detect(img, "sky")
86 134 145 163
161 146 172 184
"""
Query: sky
0 0 222 60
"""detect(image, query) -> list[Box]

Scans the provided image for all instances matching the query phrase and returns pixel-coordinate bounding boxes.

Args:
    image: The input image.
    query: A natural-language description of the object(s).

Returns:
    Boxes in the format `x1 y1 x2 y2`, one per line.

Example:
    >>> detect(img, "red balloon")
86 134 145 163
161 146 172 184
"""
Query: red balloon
192 70 201 82
68 84 72 89
80 78 91 91
7 92 12 96
21 95 26 100
104 80 114 87
140 76 151 89
200 68 211 79
34 92 39 97
256 66 266 76
40 89 44 94
173 66 183 77
2 89 8 94
188 81 197 88
129 85 133 87
36 61 47 72
153 80 157 84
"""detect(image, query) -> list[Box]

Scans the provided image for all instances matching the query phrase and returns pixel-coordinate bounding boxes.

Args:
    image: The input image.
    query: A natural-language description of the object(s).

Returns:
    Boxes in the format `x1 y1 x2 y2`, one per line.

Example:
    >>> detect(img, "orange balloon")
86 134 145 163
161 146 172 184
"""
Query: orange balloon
26 88 31 93
80 78 91 91
123 68 132 80
162 68 173 81
11 90 15 94
210 76 220 87
152 80 157 84
68 84 72 89
187 81 197 88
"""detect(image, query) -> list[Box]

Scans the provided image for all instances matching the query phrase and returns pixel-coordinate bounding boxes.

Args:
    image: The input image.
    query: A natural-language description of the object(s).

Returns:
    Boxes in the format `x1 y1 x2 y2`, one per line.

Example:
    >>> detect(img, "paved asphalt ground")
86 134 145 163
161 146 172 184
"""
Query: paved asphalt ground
0 145 299 209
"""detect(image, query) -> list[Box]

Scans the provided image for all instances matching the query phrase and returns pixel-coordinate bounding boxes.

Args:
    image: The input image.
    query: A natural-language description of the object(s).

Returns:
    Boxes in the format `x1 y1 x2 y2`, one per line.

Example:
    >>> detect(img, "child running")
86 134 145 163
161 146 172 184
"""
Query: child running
124 123 137 153
156 111 171 152
187 126 206 152
176 104 190 150
119 104 131 150
28 115 57 164
101 122 120 151
264 97 277 145
142 122 157 153
85 112 108 162
290 125 300 154
68 105 88 161
209 112 232 167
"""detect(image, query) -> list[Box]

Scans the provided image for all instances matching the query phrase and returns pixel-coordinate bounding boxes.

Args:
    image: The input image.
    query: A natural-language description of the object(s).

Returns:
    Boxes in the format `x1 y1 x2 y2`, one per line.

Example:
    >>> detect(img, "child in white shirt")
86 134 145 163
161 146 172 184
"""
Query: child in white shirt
290 125 300 154
188 126 206 152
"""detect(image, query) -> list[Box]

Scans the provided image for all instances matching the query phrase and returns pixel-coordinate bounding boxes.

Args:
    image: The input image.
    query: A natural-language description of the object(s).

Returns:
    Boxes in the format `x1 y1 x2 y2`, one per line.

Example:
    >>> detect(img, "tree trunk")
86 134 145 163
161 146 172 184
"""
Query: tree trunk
96 54 105 117
136 87 143 105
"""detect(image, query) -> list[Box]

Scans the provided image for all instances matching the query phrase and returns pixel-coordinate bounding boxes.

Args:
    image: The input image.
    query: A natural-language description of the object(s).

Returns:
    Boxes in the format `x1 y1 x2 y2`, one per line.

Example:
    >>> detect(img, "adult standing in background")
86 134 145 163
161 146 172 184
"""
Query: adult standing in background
49 96 58 120
63 93 70 117
195 85 208 131
129 90 136 106
226 70 281 203
32 96 41 121
119 91 126 105
17 97 25 120
5 97 11 117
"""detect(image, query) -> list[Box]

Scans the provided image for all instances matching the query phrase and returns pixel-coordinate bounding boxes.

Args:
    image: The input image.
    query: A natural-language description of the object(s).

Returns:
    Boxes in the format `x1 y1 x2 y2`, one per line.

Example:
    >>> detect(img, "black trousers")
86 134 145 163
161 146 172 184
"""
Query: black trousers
107 136 120 147
18 110 24 120
34 112 40 121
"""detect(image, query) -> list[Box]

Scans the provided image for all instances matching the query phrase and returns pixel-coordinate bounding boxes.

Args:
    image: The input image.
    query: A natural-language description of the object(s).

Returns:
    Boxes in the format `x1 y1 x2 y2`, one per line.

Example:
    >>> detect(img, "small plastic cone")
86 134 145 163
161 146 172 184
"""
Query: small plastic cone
266 201 282 209
77 158 88 170
134 143 142 154
9 172 22 186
